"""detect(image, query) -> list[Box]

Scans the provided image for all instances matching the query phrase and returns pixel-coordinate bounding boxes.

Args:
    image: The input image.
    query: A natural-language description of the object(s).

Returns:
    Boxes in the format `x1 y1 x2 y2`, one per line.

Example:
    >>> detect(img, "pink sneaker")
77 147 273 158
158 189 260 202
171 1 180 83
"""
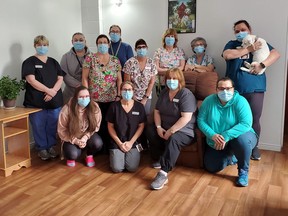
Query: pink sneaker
86 155 95 167
67 160 75 167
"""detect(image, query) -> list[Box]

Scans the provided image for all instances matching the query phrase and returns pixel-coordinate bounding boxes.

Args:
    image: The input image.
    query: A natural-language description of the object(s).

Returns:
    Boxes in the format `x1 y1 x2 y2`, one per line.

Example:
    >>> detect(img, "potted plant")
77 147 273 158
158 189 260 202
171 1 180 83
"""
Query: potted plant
0 75 25 109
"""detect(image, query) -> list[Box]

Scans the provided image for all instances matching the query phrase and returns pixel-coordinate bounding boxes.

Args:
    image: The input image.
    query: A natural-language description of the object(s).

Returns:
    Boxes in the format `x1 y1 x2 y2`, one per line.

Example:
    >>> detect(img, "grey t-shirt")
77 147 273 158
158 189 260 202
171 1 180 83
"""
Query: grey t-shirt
156 87 197 137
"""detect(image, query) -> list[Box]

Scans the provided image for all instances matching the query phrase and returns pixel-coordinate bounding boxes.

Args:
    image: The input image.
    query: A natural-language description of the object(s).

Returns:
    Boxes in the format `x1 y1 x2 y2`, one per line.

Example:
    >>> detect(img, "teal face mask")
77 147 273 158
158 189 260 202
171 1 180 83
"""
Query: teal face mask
77 97 90 107
235 31 248 42
194 45 205 54
97 44 109 54
165 37 175 46
73 42 85 51
110 33 121 43
136 48 148 57
166 79 179 90
217 90 234 102
121 91 133 100
36 46 48 55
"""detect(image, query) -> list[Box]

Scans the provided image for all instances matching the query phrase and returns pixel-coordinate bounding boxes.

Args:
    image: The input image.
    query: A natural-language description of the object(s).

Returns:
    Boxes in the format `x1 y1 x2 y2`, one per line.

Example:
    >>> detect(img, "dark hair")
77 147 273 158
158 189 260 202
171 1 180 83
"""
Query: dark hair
233 20 252 31
68 86 100 137
109 25 122 33
217 77 235 88
96 34 110 44
135 39 147 49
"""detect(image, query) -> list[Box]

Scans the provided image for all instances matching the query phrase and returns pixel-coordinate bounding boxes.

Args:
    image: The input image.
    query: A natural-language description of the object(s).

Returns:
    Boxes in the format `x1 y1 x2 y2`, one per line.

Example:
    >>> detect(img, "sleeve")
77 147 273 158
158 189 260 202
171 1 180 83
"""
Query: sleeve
139 103 147 123
126 45 134 60
151 59 158 75
55 60 64 76
93 102 102 132
206 55 214 65
123 58 131 75
267 43 274 51
179 48 186 60
57 105 73 143
82 53 93 69
179 89 197 113
186 57 193 65
60 54 68 74
153 48 161 60
221 97 253 142
21 58 35 79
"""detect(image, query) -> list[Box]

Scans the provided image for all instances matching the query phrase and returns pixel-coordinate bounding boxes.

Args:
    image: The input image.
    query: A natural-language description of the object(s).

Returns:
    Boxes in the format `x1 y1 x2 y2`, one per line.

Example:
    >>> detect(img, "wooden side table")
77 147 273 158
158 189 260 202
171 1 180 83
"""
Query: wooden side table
0 107 41 177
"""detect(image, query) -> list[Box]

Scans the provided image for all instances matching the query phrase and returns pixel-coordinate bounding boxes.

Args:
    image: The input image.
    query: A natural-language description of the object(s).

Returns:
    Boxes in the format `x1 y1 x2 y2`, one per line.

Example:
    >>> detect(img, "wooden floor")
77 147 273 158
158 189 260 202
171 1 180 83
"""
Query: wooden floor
0 136 288 216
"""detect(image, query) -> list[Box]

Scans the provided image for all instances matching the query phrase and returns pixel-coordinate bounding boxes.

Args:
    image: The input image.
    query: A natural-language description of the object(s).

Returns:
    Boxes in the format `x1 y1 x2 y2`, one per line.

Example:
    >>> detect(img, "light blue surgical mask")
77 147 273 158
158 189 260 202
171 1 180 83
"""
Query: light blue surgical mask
165 37 175 46
121 91 133 101
77 97 90 107
136 48 148 57
166 79 179 90
73 42 85 51
235 31 248 42
217 90 234 102
110 33 121 43
36 46 48 55
97 44 109 54
194 45 205 54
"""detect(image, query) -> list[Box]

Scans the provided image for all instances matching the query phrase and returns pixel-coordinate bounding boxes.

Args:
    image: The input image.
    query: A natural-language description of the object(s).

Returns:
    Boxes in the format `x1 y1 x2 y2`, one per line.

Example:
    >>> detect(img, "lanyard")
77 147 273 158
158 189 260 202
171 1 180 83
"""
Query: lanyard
111 41 122 57
72 47 86 68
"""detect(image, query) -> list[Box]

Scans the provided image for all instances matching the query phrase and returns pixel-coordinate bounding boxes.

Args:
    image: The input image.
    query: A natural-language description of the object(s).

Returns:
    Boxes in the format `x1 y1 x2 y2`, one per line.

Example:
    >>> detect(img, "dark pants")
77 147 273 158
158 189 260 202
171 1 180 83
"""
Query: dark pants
242 92 264 147
204 131 257 173
146 125 194 173
98 102 113 152
63 133 103 160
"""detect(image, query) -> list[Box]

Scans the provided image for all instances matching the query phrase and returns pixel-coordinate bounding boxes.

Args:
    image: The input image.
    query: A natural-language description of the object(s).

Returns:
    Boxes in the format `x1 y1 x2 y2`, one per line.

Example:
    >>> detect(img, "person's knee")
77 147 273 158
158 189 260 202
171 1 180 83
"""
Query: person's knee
110 164 124 173
64 151 78 160
204 157 223 173
126 163 139 173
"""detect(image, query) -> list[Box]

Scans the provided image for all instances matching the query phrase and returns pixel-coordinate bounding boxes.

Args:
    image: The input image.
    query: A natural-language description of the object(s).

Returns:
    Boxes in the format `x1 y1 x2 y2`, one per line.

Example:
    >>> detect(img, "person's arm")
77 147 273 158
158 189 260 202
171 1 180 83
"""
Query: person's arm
25 75 57 97
116 66 122 98
223 40 262 60
154 59 169 76
194 64 215 72
52 76 63 92
60 55 81 88
259 49 280 68
163 112 192 140
178 59 185 71
154 109 166 139
82 67 89 88
124 122 145 151
107 122 127 152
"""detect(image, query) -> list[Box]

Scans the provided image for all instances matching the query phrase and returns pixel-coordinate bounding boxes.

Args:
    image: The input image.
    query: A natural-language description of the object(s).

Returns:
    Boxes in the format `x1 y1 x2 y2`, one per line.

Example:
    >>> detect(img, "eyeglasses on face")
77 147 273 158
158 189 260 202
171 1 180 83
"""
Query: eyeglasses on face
217 87 234 91
136 45 147 49
122 89 133 92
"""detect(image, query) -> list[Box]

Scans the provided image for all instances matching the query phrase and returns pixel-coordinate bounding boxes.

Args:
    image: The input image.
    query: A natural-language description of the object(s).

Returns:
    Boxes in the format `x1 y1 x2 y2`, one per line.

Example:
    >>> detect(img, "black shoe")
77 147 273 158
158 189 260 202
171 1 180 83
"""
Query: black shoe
251 146 261 160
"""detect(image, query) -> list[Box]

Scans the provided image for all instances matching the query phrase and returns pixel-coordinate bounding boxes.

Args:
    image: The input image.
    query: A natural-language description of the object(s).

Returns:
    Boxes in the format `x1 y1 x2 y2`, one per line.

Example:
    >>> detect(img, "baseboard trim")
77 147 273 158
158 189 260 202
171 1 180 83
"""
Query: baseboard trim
258 142 282 152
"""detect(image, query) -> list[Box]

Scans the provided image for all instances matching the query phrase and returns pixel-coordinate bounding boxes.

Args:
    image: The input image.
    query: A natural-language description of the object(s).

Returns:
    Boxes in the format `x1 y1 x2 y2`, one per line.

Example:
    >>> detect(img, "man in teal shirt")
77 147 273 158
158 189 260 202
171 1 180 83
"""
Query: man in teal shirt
197 77 257 187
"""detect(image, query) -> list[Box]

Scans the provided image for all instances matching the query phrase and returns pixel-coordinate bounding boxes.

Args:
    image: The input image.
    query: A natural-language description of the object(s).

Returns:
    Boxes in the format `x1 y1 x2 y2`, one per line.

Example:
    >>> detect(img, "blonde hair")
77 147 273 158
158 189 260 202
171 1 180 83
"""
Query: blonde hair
34 35 49 47
165 68 185 89
162 28 178 48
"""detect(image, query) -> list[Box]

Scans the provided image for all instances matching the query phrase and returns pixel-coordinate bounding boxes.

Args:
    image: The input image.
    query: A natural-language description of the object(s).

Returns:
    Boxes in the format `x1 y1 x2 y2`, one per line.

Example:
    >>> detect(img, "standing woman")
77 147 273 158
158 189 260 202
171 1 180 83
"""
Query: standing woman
57 86 103 167
123 39 157 116
22 35 64 160
153 28 185 95
82 34 122 148
106 81 146 173
222 20 280 160
184 37 215 73
60 32 90 104
147 68 197 190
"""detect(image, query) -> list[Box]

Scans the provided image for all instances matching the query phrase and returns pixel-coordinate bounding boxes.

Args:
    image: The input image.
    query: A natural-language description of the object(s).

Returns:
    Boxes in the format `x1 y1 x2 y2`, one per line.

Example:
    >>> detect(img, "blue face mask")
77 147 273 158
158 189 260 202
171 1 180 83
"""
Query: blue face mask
165 37 175 46
166 79 179 90
217 90 234 102
137 48 148 57
194 45 205 54
235 31 249 42
121 91 133 101
36 46 48 55
110 33 121 43
97 44 109 54
73 42 85 51
77 97 90 107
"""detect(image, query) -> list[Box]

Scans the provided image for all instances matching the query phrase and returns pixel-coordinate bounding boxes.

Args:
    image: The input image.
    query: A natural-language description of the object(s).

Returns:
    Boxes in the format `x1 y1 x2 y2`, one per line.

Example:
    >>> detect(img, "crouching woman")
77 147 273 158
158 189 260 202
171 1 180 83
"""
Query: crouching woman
106 81 147 173
57 86 103 167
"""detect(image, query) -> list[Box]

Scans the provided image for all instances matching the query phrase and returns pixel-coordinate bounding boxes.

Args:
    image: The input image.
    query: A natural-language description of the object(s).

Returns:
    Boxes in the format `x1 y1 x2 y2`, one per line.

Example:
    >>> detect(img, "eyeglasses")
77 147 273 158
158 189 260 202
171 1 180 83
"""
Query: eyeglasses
110 30 120 34
122 89 133 92
217 87 234 91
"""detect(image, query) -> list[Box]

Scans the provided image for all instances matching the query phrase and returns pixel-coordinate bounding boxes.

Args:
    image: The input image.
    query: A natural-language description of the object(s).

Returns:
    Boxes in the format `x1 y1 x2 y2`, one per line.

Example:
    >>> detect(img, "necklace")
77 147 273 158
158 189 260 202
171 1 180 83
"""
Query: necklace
111 41 122 57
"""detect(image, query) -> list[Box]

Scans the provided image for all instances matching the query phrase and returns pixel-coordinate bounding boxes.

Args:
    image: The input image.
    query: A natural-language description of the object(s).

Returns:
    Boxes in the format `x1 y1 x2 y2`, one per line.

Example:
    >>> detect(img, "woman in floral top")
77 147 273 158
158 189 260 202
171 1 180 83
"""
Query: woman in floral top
184 37 215 73
82 34 122 150
153 28 185 96
123 39 157 116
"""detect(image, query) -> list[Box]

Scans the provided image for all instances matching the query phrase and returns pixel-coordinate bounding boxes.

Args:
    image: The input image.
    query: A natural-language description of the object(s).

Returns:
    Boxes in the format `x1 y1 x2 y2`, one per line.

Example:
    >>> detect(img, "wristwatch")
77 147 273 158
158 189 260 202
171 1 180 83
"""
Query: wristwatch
260 62 266 69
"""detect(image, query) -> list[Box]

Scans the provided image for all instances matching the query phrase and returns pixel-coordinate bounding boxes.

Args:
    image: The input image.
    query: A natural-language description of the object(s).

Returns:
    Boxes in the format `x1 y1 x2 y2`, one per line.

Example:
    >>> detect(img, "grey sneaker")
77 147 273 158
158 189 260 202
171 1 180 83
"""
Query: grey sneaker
151 171 168 190
152 161 161 169
38 150 50 160
47 147 58 158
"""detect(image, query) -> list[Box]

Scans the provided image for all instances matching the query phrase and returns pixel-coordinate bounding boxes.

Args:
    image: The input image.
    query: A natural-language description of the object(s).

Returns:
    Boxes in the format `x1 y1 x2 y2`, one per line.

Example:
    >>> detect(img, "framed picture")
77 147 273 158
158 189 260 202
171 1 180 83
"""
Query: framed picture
168 0 196 33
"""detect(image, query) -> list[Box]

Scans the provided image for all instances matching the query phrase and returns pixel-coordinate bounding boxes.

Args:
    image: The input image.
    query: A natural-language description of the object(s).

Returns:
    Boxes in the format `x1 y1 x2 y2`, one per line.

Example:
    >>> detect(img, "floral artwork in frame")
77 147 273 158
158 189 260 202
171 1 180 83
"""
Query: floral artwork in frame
168 0 196 33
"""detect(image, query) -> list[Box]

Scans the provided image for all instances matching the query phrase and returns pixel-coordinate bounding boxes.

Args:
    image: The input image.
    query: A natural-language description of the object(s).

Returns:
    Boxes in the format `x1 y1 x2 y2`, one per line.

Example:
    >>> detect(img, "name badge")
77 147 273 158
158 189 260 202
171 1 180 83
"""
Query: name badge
145 67 151 70
132 111 139 115
35 65 43 68
173 98 179 103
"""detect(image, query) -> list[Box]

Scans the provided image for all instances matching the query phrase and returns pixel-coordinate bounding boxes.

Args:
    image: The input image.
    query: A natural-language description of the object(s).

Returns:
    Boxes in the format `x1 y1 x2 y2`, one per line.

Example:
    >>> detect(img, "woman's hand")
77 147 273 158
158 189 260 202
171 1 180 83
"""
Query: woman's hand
141 97 148 105
212 134 226 150
247 40 262 53
163 129 173 140
123 140 133 152
156 127 166 139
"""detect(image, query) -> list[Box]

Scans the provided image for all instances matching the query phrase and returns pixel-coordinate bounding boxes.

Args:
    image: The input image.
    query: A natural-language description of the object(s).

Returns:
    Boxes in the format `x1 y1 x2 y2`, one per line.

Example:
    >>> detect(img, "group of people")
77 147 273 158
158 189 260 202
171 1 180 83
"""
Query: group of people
21 20 280 190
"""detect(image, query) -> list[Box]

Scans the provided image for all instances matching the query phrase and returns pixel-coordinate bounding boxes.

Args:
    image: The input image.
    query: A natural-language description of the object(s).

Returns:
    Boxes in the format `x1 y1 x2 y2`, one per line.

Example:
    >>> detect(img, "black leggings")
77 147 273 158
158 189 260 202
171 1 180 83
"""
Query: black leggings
63 133 103 160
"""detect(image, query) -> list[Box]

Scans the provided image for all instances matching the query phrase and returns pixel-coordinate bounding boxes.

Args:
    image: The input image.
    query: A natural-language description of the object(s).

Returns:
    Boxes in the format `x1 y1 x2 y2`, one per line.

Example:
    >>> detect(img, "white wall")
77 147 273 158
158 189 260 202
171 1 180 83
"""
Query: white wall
0 0 82 106
85 0 287 151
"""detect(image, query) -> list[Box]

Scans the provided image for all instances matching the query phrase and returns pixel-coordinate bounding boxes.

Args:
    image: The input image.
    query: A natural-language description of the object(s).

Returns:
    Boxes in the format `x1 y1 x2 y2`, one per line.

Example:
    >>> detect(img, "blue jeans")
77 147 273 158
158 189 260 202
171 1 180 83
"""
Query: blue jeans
204 131 257 173
29 108 61 151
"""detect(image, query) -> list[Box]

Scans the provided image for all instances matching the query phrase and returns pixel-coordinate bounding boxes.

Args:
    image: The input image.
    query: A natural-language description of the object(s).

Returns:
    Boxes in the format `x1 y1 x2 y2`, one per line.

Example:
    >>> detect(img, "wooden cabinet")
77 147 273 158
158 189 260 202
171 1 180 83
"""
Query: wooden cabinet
0 107 41 177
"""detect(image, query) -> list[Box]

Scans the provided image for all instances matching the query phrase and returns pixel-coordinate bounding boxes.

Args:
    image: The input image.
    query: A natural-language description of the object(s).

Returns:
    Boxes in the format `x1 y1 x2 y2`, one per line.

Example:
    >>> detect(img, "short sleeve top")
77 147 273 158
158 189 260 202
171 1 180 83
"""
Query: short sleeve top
187 54 214 66
156 88 197 137
106 100 147 149
123 57 158 100
83 53 121 102
21 56 64 109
